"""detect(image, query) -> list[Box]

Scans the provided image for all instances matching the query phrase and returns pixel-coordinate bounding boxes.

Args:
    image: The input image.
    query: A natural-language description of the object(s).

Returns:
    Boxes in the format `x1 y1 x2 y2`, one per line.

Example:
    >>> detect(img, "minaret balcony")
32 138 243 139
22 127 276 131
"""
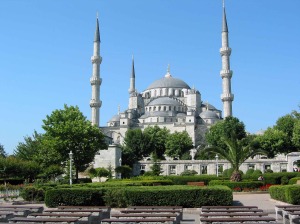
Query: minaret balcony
90 77 102 85
221 93 234 102
90 99 102 108
91 55 102 64
220 70 233 78
220 47 231 56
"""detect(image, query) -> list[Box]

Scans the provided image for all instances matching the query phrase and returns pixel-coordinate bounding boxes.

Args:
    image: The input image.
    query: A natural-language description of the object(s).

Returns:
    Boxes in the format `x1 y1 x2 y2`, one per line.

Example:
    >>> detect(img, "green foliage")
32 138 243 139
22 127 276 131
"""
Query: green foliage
95 168 110 178
269 185 300 204
0 144 7 158
167 175 219 185
143 126 170 159
45 188 105 207
115 165 132 178
204 117 267 182
265 169 274 173
20 186 46 202
42 105 107 179
165 131 193 158
209 180 264 190
281 176 289 185
245 172 300 185
150 160 162 176
245 169 254 175
223 168 234 178
293 119 300 148
122 129 151 166
288 177 300 185
180 170 198 176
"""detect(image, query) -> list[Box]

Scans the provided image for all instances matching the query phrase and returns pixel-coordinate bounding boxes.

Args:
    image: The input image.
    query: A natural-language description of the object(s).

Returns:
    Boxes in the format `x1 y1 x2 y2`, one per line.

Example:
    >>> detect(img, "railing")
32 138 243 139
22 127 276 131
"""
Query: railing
0 190 20 198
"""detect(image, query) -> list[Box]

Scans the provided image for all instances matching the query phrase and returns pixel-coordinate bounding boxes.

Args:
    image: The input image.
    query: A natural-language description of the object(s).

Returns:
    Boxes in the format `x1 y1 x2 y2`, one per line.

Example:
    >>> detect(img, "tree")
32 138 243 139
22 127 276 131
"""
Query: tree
254 128 287 158
115 165 132 178
165 131 193 158
42 104 107 180
0 144 7 158
292 119 300 148
143 126 170 159
204 117 266 182
122 129 151 166
14 131 43 162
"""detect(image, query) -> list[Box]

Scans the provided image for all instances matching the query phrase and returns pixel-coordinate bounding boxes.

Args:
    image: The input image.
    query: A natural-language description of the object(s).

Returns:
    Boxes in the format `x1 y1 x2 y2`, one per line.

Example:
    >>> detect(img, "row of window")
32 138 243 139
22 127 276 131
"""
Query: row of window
144 89 184 99
145 105 187 113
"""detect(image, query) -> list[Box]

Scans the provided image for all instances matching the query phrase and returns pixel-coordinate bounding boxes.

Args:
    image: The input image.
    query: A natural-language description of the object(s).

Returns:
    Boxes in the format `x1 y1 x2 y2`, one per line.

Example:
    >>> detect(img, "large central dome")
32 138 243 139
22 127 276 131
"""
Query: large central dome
146 68 191 90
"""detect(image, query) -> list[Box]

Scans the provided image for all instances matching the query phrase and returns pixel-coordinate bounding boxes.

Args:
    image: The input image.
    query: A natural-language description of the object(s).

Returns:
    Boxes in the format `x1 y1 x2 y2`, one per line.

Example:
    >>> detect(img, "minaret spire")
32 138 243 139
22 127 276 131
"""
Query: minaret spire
220 1 234 118
128 55 136 94
90 16 102 126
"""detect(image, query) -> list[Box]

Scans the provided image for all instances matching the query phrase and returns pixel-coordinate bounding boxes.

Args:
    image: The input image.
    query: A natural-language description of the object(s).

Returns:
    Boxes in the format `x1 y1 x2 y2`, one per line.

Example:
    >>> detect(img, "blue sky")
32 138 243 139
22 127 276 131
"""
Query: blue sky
1 1 299 155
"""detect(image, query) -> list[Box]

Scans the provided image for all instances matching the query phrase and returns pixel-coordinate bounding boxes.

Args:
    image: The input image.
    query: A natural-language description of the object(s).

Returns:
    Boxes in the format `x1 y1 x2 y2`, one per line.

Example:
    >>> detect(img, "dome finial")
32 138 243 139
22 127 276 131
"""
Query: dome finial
118 104 120 115
165 64 172 78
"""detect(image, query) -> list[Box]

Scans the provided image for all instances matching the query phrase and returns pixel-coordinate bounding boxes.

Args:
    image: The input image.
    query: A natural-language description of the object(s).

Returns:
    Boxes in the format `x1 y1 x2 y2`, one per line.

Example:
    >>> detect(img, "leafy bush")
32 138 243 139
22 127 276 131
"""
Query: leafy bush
281 176 289 185
265 169 274 173
245 169 255 175
45 188 105 207
180 170 198 176
20 186 46 202
222 168 234 178
209 180 264 191
289 177 300 185
269 185 300 204
167 175 220 185
119 186 232 207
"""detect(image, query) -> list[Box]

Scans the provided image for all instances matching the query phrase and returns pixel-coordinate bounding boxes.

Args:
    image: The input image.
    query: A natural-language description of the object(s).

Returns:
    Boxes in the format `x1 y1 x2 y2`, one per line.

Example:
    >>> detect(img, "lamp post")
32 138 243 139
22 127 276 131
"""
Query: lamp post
118 157 122 179
69 151 73 186
215 154 219 177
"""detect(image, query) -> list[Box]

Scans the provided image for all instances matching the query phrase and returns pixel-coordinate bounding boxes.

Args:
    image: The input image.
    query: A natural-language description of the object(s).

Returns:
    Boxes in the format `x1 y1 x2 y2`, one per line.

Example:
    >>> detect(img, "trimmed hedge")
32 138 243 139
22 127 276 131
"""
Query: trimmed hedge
209 180 264 190
45 188 105 207
166 175 221 185
288 177 300 185
20 186 46 202
243 172 300 185
269 185 300 204
45 185 232 208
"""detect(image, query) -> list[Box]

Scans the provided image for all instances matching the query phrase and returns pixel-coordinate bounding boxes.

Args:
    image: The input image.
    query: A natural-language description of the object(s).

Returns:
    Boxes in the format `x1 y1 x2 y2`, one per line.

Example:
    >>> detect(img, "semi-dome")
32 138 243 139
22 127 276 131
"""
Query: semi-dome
148 97 182 106
200 110 219 119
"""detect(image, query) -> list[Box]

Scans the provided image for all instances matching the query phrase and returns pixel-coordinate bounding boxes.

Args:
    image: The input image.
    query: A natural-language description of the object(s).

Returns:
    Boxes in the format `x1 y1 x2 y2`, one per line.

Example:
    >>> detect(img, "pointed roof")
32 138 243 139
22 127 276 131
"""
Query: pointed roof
131 56 135 78
222 1 228 32
94 17 100 42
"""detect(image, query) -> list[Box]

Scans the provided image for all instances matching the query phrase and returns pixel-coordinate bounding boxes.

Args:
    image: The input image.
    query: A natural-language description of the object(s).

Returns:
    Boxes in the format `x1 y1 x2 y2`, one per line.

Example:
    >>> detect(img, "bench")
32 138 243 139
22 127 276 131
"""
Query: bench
274 205 300 220
111 213 179 224
120 208 183 221
57 206 110 219
200 212 269 217
0 208 31 216
44 209 102 222
28 212 92 223
187 181 205 186
9 217 80 223
201 208 264 213
199 216 276 223
101 218 175 223
127 206 182 210
0 211 14 222
201 205 258 210
0 205 44 213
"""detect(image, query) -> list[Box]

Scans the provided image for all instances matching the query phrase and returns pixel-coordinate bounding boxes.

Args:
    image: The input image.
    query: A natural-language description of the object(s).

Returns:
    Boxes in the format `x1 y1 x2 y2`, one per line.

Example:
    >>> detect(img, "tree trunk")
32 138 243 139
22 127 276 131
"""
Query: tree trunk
230 170 242 182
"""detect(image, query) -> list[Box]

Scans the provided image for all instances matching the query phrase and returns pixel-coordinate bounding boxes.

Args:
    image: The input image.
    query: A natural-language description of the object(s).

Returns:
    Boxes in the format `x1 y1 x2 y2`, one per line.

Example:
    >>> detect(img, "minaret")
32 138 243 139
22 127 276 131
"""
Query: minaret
90 16 102 126
220 0 234 118
128 56 136 95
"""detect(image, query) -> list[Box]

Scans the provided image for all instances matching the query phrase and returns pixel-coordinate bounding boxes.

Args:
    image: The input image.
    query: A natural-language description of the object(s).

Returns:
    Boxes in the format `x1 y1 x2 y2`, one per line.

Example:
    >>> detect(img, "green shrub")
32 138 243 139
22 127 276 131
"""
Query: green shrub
20 186 46 202
252 170 263 176
45 188 105 207
222 168 234 178
245 169 254 175
281 176 289 185
265 169 274 173
209 180 264 191
269 185 300 204
167 175 220 185
289 177 300 185
123 185 232 207
180 170 198 176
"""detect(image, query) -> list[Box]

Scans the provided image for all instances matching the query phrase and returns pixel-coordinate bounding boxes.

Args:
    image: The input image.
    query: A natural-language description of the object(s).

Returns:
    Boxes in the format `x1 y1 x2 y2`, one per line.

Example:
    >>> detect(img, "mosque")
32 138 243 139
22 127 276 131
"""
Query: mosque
89 4 234 148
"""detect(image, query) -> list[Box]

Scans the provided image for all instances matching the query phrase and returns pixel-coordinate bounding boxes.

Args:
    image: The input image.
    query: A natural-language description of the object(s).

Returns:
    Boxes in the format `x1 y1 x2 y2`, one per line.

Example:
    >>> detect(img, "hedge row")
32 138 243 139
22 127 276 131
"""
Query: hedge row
209 180 264 190
243 172 300 185
166 175 221 185
45 185 232 208
269 185 300 204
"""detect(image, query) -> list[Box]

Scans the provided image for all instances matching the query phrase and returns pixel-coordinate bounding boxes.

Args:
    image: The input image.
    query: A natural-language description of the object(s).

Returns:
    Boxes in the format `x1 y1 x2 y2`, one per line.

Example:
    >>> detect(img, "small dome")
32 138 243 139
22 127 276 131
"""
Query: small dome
148 97 182 106
109 114 120 122
200 110 219 119
201 103 216 110
146 76 190 90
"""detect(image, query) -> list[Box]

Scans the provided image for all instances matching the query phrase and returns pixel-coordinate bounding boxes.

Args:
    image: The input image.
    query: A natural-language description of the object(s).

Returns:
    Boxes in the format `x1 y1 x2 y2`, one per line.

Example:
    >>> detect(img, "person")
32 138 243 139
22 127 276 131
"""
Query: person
258 175 264 181
293 167 298 172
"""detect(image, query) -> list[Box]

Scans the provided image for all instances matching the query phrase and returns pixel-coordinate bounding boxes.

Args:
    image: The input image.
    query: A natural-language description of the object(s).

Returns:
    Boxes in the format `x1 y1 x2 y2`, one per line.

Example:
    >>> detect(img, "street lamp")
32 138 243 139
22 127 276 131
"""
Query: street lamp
69 151 73 186
215 154 219 177
118 157 122 179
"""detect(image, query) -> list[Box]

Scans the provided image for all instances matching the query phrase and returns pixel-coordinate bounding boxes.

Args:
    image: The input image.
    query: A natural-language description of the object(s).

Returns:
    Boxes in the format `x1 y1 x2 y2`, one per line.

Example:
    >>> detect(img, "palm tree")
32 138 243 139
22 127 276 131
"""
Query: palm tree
204 116 266 182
